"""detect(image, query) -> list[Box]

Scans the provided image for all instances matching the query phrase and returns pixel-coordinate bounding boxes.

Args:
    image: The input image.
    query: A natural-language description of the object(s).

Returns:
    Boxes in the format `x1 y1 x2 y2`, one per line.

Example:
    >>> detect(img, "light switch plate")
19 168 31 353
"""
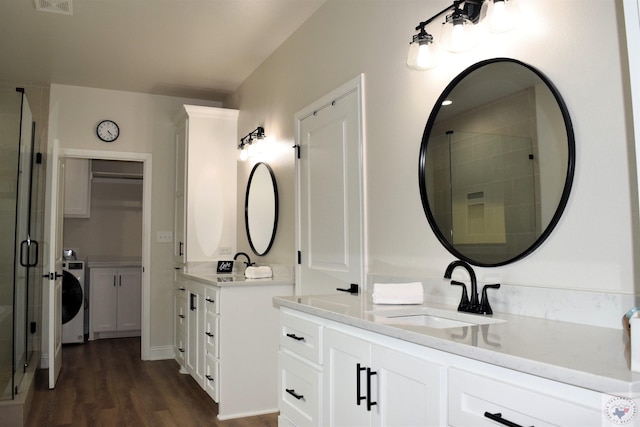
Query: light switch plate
157 231 173 243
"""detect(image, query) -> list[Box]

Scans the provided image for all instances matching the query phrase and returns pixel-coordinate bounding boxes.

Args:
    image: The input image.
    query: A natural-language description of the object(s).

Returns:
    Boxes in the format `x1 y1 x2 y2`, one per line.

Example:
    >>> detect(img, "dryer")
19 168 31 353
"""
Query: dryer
62 260 85 344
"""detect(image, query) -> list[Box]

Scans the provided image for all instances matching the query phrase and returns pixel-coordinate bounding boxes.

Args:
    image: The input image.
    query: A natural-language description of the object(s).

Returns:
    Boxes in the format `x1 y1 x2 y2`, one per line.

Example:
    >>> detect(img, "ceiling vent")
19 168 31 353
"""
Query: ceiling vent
35 0 73 15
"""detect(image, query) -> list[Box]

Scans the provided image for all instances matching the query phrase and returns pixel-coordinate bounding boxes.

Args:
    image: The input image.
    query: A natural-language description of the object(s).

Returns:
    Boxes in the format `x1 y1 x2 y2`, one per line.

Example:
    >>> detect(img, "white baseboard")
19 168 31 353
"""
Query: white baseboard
217 408 279 421
145 345 174 361
40 353 49 369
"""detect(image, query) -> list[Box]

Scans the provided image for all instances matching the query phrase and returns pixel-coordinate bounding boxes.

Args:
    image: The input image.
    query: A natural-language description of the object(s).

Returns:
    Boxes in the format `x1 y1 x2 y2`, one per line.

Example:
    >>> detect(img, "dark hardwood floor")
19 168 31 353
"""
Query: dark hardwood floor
26 337 278 427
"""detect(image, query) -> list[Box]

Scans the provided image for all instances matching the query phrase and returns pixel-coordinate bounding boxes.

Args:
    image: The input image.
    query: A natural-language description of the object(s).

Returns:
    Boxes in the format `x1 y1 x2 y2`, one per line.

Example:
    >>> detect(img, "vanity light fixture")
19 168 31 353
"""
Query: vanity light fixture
238 126 266 161
406 0 519 71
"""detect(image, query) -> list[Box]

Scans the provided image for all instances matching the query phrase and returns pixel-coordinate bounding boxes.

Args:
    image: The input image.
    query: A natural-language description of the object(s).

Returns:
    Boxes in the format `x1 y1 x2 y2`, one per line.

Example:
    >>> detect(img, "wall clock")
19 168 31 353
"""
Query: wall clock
96 119 120 142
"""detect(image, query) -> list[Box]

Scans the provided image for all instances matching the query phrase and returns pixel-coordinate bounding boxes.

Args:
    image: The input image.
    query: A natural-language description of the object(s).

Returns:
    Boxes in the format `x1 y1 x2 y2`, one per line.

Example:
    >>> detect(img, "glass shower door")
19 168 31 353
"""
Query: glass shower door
0 87 37 400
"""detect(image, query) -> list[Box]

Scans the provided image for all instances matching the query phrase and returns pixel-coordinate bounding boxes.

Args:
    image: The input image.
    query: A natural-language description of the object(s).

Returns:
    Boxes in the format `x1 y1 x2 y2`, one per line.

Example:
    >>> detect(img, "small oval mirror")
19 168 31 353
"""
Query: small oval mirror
245 162 279 256
419 58 575 266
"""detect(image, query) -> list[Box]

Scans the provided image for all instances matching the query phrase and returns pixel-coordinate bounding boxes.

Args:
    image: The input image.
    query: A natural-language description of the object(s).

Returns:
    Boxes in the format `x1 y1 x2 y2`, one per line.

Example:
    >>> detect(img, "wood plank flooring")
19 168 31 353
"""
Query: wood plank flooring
26 337 278 427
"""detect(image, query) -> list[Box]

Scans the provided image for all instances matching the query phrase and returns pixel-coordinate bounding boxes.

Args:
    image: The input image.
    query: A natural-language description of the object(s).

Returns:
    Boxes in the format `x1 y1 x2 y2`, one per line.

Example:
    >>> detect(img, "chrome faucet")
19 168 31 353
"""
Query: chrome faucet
444 260 500 315
444 260 479 312
233 252 254 267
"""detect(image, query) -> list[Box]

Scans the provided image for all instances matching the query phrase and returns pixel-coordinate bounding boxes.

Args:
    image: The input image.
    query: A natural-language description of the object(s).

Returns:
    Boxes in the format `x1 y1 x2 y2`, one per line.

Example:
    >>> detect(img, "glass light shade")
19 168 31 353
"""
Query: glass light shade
239 146 249 161
248 140 262 158
407 33 439 70
441 15 478 53
485 0 519 33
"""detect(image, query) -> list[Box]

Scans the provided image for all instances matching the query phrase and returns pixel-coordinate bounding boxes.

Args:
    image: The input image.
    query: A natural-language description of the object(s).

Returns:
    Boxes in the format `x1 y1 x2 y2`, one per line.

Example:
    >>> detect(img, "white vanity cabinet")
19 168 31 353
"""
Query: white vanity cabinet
277 305 639 427
173 105 239 263
176 274 294 420
277 309 445 427
89 267 141 339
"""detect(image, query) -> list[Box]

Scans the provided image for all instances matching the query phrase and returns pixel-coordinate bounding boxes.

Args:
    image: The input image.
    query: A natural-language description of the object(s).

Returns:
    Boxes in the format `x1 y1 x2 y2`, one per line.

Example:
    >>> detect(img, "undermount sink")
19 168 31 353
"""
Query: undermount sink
368 306 506 329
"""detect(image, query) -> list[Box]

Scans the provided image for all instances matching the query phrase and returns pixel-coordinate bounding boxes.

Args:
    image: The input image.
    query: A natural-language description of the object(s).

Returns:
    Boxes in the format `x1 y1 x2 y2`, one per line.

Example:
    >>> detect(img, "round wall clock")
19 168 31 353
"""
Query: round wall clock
96 120 120 142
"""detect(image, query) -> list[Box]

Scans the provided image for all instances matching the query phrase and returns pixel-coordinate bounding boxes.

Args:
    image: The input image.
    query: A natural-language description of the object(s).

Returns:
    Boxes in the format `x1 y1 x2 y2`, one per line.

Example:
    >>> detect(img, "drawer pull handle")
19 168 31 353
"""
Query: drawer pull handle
206 375 214 382
178 314 185 319
484 412 531 427
179 287 186 291
356 363 366 406
286 333 305 341
285 388 304 400
178 348 185 353
205 332 214 338
366 367 377 411
206 298 215 303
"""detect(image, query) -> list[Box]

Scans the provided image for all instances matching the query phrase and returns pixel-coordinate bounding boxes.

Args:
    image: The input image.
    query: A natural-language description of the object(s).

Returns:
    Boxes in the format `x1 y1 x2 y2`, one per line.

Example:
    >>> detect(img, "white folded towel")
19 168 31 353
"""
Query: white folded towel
372 282 424 305
244 266 273 279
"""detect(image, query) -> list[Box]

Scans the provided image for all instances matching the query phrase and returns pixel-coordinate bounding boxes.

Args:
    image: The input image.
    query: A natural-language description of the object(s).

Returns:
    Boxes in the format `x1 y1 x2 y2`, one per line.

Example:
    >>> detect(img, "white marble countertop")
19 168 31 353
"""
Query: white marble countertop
274 293 640 397
180 271 294 287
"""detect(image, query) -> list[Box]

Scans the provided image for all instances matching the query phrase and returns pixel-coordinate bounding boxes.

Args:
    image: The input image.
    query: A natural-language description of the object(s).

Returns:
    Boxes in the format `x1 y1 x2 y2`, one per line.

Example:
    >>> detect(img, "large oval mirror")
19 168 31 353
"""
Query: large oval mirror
245 162 279 256
419 58 575 266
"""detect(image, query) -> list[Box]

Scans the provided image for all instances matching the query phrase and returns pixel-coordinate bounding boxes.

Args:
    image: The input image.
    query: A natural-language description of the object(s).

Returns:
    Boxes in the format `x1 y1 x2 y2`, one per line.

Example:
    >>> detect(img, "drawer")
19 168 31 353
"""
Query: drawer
174 331 186 366
174 272 187 292
204 311 219 357
204 287 219 314
174 294 187 336
204 353 219 402
280 311 323 364
278 350 321 427
448 368 603 427
174 313 185 337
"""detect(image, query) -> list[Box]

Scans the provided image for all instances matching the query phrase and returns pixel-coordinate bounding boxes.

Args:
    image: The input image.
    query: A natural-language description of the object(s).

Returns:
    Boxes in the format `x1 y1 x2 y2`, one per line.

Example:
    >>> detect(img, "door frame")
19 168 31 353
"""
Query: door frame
294 74 367 295
59 148 152 360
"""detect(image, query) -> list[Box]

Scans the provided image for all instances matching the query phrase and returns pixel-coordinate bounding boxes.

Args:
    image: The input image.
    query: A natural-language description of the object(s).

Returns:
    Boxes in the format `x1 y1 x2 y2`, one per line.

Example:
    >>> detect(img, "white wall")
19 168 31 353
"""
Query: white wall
229 0 638 294
48 84 220 350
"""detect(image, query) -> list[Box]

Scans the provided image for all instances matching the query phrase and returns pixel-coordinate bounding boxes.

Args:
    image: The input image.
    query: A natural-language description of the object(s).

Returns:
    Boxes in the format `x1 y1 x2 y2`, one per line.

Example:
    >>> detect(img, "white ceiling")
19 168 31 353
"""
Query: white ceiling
1 0 326 100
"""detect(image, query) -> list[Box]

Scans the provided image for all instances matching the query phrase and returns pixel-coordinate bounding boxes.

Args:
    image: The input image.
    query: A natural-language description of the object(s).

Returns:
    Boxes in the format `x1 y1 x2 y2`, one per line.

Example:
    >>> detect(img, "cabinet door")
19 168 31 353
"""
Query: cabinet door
116 268 142 331
64 158 91 218
174 125 186 263
186 284 205 386
324 329 371 427
370 345 444 427
91 268 118 333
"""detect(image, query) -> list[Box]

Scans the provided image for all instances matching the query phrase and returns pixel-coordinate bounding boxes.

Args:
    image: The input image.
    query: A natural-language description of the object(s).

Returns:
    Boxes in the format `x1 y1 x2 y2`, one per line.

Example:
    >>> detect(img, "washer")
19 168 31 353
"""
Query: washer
62 260 85 344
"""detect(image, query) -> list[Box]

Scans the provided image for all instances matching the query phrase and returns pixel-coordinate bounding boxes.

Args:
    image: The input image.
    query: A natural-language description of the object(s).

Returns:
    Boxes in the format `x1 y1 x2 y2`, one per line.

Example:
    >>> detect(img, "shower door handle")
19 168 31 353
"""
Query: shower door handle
19 238 39 267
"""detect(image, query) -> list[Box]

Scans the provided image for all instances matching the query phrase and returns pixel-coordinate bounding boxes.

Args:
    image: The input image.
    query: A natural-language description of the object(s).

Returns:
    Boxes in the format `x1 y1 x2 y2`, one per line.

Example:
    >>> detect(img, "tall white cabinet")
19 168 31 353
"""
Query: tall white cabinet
173 105 239 263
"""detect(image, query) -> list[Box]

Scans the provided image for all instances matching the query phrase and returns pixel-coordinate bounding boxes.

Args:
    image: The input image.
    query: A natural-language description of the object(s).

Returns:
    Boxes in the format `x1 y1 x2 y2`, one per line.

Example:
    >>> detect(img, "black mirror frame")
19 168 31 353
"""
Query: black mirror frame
418 58 576 267
245 162 279 256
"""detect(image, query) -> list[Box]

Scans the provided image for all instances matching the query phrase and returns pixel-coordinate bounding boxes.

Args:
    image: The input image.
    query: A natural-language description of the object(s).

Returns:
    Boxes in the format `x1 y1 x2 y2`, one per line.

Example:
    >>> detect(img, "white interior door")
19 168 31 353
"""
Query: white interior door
45 156 65 388
295 75 364 295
